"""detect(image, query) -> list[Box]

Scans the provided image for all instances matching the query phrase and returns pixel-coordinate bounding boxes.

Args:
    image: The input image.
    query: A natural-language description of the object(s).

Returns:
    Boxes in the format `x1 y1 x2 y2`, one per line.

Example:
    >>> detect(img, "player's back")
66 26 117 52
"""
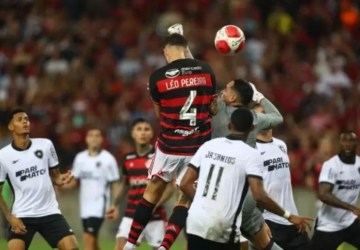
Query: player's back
149 58 216 155
187 137 262 243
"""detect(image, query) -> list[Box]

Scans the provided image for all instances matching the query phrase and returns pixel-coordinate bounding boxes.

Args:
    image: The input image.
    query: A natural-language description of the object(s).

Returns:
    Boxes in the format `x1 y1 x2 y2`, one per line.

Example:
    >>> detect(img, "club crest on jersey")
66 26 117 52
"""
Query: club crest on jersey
34 150 43 159
278 145 286 153
165 68 180 78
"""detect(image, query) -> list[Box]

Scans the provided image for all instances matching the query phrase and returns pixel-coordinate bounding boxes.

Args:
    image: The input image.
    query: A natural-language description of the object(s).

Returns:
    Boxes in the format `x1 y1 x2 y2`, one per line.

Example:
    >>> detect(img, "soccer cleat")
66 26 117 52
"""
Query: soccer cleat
123 242 137 250
157 246 167 250
167 23 183 35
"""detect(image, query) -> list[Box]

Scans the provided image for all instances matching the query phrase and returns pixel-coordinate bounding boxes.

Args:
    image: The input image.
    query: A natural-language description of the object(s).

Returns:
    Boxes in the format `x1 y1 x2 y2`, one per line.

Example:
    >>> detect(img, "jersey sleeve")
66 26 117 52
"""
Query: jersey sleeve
245 151 263 179
253 99 283 132
148 73 160 104
319 160 337 185
189 143 207 171
71 155 81 179
48 140 59 168
121 156 128 176
107 155 120 182
0 161 6 184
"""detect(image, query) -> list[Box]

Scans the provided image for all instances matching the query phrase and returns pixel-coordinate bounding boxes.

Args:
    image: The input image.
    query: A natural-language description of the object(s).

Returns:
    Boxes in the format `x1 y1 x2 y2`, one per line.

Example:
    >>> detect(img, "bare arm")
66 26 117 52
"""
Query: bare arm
106 176 130 219
179 166 198 200
318 182 359 213
0 183 27 234
153 103 161 119
248 176 313 232
0 184 11 219
49 168 73 186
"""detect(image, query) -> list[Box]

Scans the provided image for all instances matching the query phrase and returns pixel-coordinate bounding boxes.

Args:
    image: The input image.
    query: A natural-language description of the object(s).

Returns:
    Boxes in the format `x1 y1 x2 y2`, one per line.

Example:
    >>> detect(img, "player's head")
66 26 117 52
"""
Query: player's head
85 128 103 150
228 108 254 135
339 130 358 156
131 118 153 146
162 33 188 63
221 79 253 107
8 108 30 136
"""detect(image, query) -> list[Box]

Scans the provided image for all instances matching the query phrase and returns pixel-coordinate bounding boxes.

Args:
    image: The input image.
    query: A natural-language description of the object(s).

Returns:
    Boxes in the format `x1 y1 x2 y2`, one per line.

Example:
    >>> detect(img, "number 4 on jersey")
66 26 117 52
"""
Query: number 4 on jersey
180 90 197 126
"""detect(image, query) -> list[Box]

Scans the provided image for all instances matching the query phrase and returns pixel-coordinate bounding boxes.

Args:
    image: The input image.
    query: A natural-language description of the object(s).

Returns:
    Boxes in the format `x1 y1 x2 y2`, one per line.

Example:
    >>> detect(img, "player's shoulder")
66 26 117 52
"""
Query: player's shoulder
75 150 88 158
323 155 339 166
272 137 286 147
31 138 53 146
124 151 137 160
100 149 116 158
0 143 13 156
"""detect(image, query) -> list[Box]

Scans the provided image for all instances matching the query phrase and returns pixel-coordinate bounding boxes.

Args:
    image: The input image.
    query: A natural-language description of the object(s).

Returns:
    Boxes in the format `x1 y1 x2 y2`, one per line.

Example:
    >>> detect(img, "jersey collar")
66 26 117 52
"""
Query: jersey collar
225 134 246 142
256 139 273 144
11 140 32 151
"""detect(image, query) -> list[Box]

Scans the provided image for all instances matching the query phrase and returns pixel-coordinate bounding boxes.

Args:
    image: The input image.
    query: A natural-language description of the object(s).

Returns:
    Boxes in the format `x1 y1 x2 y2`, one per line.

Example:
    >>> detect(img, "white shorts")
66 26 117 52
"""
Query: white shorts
148 146 192 186
116 217 165 247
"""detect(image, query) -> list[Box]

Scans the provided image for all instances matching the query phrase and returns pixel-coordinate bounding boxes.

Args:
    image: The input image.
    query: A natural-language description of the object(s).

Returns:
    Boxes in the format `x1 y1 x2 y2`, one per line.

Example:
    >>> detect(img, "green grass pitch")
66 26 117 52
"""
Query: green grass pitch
0 238 357 249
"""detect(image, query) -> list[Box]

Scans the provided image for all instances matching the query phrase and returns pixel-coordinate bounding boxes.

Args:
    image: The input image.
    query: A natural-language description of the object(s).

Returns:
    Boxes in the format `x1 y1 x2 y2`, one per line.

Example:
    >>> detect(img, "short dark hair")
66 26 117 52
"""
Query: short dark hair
162 34 188 48
230 108 254 132
340 130 357 137
131 118 151 129
8 108 27 124
233 79 253 106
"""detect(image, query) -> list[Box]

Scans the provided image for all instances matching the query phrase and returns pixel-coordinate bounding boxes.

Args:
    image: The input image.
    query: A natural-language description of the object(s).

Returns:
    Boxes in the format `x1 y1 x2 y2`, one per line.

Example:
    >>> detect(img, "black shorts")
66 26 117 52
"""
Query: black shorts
81 217 104 236
310 219 360 250
265 220 310 250
187 234 240 250
8 214 74 249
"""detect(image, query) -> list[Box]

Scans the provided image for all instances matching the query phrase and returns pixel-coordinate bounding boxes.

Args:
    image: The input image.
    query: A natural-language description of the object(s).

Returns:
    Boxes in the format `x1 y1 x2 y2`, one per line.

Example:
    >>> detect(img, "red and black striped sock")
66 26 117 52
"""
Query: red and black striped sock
127 197 155 245
160 206 188 250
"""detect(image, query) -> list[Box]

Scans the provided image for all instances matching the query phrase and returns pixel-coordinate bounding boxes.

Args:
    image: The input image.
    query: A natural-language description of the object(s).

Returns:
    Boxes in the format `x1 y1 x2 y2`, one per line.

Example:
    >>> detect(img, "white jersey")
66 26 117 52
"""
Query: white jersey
187 136 263 243
316 155 360 232
0 139 61 217
72 149 120 218
256 138 298 225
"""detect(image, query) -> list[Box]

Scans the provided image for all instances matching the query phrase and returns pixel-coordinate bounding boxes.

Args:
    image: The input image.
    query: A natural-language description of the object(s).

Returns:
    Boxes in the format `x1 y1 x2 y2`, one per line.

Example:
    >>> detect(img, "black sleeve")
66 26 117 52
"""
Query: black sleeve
120 156 128 176
148 73 160 104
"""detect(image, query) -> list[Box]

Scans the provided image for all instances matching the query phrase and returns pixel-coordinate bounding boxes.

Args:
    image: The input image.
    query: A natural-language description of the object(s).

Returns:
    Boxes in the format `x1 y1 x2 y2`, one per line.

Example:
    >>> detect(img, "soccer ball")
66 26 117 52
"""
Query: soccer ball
214 25 245 55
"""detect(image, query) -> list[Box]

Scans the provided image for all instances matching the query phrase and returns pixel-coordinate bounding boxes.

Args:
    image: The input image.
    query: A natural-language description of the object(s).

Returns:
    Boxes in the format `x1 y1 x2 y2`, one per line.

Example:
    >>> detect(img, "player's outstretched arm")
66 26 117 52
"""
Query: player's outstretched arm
0 184 27 234
318 182 360 218
250 83 283 129
179 166 198 200
248 176 313 233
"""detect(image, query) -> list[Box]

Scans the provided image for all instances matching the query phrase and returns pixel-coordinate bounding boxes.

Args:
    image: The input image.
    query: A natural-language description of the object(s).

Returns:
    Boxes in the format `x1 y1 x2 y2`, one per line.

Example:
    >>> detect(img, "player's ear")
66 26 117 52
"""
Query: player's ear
249 124 255 132
8 120 14 132
228 122 233 132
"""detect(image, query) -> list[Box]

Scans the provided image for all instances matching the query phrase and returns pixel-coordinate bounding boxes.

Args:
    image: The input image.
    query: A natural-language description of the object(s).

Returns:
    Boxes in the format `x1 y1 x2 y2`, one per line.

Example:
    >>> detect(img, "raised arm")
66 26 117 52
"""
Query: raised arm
249 83 283 130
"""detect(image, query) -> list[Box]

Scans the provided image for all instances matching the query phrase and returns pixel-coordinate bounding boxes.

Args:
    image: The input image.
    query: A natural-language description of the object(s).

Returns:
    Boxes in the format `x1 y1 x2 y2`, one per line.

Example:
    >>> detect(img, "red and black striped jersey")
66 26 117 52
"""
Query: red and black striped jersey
149 58 216 155
122 149 166 220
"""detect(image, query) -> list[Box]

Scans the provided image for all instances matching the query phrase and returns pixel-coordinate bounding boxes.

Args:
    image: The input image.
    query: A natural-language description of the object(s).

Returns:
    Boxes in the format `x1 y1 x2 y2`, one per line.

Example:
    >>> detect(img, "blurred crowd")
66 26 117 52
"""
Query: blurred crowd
0 0 359 188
